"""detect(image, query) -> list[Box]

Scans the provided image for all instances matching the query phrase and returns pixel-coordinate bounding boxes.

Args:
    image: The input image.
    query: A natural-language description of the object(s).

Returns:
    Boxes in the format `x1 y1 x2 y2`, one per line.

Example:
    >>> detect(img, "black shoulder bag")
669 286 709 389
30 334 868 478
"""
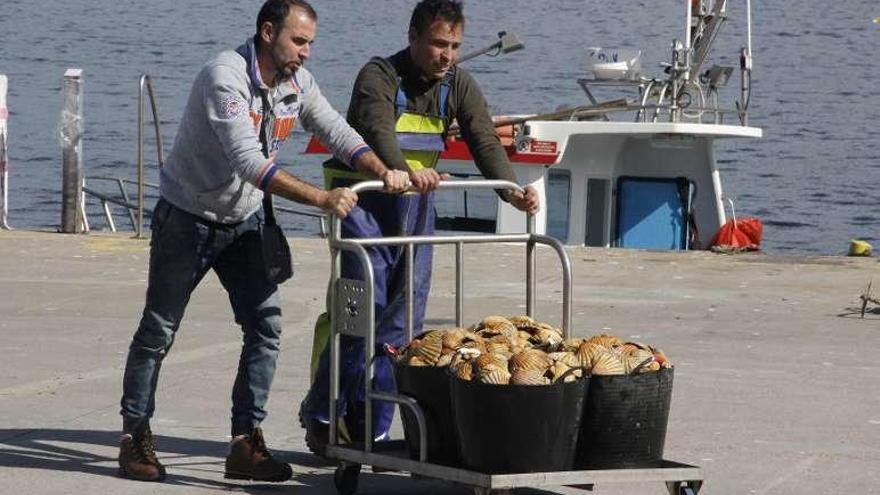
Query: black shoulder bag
257 92 293 284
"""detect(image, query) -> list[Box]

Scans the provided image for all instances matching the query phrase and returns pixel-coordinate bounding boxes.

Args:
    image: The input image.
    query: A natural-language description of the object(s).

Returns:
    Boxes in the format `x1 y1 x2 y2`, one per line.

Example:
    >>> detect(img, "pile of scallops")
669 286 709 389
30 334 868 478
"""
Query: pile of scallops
397 315 672 385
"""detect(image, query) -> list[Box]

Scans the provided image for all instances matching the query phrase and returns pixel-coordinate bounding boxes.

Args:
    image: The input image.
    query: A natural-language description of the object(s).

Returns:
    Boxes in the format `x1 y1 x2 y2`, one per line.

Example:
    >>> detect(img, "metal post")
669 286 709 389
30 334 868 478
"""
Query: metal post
0 74 9 229
136 76 146 238
405 243 414 343
136 74 164 238
61 69 84 233
328 215 341 450
455 242 464 327
526 213 536 318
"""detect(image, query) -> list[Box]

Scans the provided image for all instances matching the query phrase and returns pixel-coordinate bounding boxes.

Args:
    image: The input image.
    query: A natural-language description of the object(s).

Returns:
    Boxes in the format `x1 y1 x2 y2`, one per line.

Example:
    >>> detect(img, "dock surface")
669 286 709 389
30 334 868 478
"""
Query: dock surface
1 230 878 494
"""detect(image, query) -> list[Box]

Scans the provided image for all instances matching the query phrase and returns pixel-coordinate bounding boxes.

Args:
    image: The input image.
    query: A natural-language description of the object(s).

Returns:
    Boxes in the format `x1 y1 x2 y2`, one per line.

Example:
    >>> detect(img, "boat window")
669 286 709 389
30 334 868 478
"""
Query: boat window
547 170 571 242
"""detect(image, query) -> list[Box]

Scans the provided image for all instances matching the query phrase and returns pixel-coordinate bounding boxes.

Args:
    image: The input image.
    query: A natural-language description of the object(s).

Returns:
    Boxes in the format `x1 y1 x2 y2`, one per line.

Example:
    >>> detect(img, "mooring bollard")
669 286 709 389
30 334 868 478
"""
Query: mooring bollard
0 74 9 229
61 68 85 233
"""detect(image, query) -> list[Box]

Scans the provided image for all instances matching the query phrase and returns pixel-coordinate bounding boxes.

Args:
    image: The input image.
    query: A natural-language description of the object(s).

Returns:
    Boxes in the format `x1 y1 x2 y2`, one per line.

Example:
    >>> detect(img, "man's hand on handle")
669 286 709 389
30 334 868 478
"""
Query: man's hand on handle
408 168 450 194
507 185 540 216
321 188 358 218
380 169 410 194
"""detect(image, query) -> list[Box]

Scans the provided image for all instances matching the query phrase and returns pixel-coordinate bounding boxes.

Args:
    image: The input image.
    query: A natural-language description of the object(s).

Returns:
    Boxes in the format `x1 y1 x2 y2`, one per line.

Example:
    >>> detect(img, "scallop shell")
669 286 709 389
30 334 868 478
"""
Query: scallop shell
562 338 584 352
551 351 581 368
587 334 623 349
591 351 626 375
548 361 583 383
410 335 443 365
508 315 538 329
477 363 511 385
435 352 454 368
575 341 606 369
475 352 508 371
441 328 471 349
408 356 431 367
654 348 672 368
510 369 549 385
530 327 564 348
620 341 651 355
509 349 554 373
451 359 473 380
624 353 655 374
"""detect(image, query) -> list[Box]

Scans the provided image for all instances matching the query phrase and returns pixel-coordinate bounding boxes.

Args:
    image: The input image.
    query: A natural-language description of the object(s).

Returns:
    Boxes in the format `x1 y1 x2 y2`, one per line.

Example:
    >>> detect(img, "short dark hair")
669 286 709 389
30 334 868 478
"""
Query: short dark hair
409 0 465 36
256 0 317 35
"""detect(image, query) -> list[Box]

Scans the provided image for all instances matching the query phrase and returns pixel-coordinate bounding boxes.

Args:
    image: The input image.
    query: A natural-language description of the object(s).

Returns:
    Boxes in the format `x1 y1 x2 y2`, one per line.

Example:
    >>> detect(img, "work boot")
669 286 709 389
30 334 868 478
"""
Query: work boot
224 427 293 482
118 428 166 482
299 411 330 458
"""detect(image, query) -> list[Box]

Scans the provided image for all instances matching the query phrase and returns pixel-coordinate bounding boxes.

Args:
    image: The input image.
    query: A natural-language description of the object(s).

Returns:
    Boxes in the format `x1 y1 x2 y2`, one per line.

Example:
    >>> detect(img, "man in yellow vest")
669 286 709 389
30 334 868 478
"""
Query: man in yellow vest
300 0 539 454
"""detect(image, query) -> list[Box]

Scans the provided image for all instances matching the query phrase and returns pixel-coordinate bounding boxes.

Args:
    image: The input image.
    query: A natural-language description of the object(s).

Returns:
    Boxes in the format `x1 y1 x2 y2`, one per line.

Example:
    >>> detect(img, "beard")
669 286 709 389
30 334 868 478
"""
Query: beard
269 43 298 79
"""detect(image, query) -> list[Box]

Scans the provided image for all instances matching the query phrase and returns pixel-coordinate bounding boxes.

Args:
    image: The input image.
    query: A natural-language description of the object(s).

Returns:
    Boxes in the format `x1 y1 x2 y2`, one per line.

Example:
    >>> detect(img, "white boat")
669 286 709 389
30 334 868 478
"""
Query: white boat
307 0 761 250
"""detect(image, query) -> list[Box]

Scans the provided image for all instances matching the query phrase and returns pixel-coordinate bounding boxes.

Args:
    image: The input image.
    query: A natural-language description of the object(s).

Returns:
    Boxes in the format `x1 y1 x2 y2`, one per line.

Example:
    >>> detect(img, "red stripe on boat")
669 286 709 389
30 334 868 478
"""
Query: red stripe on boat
304 136 556 165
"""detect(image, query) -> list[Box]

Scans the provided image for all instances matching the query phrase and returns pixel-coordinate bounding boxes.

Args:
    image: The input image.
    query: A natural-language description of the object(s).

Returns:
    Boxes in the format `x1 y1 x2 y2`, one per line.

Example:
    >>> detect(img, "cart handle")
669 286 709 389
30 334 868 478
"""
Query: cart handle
335 179 531 241
348 179 525 196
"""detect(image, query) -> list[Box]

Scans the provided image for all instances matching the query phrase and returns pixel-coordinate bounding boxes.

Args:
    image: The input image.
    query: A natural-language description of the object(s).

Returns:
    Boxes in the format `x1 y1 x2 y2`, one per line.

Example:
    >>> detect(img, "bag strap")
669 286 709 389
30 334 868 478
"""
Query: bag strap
256 90 279 227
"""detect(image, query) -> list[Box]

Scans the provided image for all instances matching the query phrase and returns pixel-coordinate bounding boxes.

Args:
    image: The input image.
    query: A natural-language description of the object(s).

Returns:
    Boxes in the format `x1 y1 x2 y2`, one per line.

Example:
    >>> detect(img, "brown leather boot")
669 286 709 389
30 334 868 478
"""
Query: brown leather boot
118 428 166 481
224 427 293 482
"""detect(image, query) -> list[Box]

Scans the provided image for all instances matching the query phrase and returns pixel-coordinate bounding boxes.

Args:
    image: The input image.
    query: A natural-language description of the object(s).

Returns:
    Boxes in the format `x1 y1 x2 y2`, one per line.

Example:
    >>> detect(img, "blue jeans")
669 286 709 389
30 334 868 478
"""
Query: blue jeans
302 190 434 440
120 198 283 437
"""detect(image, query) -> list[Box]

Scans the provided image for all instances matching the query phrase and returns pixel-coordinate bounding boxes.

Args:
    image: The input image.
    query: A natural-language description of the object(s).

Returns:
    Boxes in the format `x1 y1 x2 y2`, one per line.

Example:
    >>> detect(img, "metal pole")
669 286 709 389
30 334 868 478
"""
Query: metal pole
136 75 146 238
455 242 463 327
0 74 9 229
61 69 84 233
405 243 414 343
526 213 536 318
328 214 340 449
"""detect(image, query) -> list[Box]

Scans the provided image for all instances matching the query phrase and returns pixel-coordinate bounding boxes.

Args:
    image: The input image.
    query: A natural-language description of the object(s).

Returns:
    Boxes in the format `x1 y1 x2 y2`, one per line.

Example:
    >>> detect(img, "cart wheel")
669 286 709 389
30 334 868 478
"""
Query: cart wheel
334 462 361 495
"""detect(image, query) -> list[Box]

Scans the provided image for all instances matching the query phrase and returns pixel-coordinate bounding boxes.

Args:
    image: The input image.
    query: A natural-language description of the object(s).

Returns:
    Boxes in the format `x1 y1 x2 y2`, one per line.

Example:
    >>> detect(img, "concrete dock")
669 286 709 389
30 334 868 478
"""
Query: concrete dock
1 229 878 494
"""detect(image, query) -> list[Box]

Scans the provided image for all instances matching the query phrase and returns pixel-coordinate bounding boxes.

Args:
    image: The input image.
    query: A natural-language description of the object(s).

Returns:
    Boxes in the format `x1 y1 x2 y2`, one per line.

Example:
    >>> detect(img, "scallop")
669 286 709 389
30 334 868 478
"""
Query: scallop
441 328 471 349
411 334 443 365
408 356 431 367
451 359 473 380
508 315 537 330
591 351 626 375
509 349 553 373
575 341 606 369
477 363 511 385
531 327 564 348
475 352 508 371
548 361 583 383
587 334 623 349
510 369 549 385
620 341 650 355
562 338 584 352
435 352 454 368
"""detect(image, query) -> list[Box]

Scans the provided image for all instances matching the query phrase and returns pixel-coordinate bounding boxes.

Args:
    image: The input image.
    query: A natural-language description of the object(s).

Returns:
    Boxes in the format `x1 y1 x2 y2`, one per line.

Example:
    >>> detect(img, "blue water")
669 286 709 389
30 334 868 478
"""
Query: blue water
1 0 878 254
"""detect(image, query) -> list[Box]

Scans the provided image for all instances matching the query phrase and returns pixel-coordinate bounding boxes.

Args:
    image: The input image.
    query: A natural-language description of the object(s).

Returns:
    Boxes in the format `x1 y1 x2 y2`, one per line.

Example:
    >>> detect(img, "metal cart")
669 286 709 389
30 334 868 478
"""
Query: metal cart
324 180 703 495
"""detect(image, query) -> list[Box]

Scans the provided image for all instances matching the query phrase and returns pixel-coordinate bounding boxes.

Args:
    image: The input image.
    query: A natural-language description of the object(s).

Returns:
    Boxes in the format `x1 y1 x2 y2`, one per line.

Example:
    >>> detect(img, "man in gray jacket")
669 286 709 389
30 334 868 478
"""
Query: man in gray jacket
118 0 408 483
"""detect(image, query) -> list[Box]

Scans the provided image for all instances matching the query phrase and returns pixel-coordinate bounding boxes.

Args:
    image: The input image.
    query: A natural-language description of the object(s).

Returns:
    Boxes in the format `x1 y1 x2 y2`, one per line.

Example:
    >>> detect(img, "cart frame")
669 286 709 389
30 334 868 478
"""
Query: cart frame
324 180 702 495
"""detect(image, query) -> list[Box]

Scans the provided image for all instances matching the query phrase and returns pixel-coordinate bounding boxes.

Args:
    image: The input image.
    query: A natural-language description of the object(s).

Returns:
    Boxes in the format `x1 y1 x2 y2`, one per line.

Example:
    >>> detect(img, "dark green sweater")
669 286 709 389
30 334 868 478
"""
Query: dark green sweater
344 48 517 185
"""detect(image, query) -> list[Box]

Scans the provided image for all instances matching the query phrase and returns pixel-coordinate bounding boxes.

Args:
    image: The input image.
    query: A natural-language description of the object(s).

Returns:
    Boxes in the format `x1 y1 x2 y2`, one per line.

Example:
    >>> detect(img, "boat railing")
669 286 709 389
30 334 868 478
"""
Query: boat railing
575 0 752 126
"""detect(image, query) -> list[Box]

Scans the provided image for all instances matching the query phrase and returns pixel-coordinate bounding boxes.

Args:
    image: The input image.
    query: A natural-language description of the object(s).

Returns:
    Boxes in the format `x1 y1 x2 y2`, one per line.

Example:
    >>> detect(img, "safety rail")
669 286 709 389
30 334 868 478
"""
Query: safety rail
81 176 329 236
81 73 328 236
136 74 164 238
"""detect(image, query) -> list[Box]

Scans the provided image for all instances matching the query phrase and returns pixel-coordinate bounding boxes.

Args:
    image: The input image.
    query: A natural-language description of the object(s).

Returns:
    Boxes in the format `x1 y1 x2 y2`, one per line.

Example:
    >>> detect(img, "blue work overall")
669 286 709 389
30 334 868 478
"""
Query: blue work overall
302 76 451 441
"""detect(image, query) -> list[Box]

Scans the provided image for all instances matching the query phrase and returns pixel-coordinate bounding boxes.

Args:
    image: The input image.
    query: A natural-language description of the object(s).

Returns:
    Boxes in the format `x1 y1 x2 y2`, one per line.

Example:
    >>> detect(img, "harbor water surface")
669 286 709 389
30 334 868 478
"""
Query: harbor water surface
1 0 878 254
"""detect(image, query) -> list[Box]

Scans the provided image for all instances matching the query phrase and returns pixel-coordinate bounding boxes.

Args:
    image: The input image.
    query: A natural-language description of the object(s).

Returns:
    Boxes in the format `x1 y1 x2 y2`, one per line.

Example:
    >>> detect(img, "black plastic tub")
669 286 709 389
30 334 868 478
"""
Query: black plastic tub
451 375 589 474
393 362 460 466
576 367 674 469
